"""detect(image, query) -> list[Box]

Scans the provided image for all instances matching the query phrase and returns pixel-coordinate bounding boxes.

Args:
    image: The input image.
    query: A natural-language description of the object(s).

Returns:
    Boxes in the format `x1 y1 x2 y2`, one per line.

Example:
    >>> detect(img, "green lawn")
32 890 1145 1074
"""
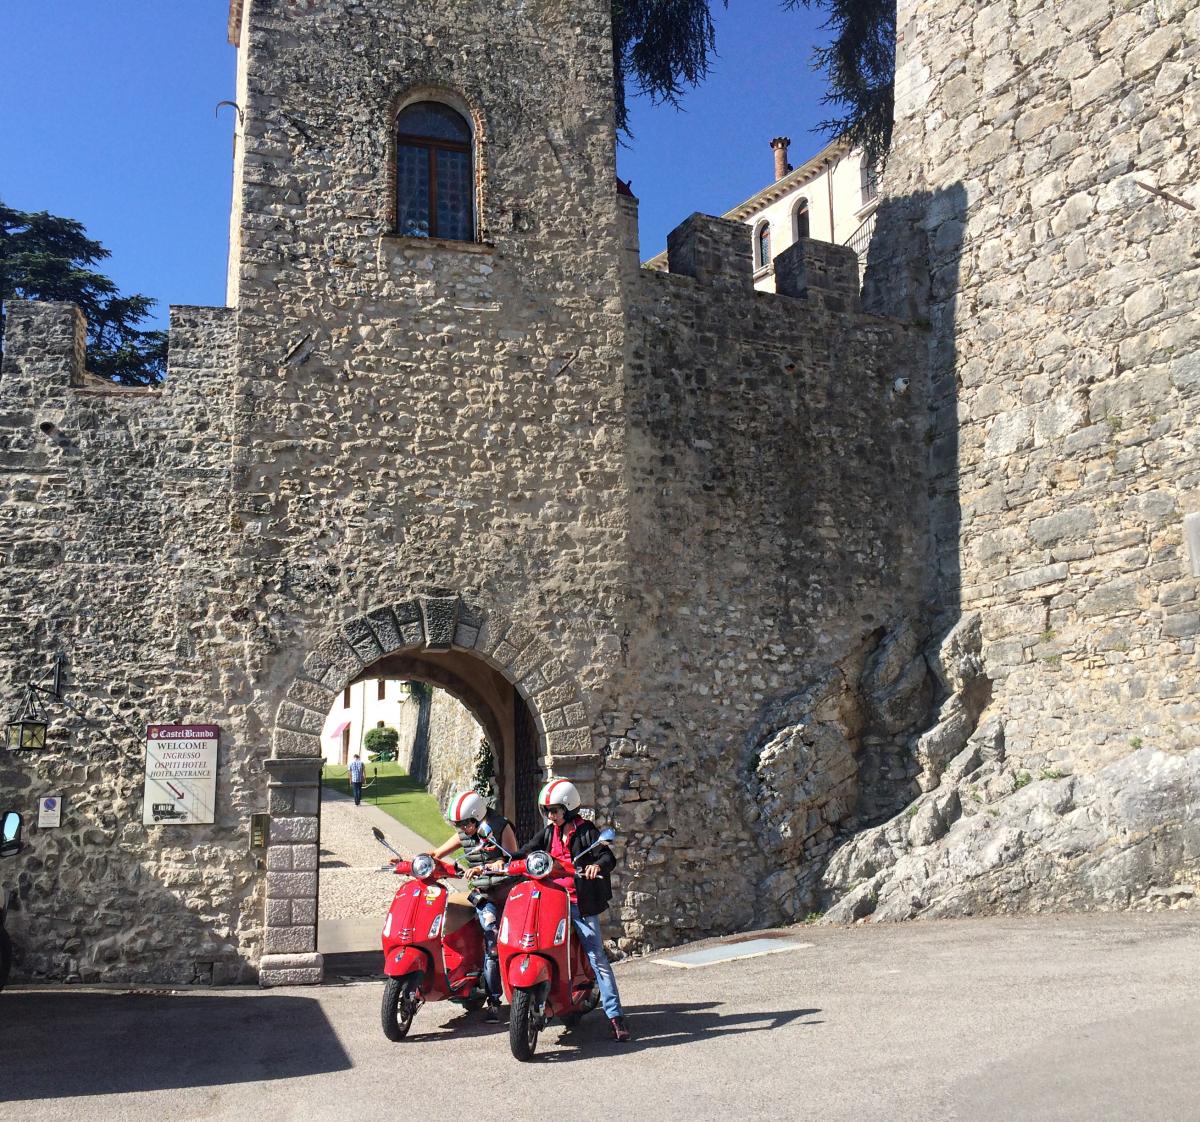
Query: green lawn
322 762 457 849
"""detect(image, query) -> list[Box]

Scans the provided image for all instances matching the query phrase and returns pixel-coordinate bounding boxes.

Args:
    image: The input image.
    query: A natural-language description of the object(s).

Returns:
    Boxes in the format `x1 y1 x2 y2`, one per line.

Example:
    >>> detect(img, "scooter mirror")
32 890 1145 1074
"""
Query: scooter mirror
598 827 617 844
0 811 22 858
477 821 493 838
371 826 386 843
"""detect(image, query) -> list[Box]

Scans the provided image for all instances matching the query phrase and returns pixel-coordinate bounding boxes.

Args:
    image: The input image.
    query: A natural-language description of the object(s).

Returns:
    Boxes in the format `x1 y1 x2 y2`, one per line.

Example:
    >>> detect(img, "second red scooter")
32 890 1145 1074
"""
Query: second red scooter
373 826 488 1040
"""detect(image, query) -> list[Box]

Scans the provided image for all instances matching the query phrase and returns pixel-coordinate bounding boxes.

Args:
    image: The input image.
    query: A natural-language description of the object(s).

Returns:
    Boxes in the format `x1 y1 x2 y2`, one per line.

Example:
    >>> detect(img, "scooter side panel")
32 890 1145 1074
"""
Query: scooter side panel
381 880 450 998
496 881 576 1013
443 921 485 996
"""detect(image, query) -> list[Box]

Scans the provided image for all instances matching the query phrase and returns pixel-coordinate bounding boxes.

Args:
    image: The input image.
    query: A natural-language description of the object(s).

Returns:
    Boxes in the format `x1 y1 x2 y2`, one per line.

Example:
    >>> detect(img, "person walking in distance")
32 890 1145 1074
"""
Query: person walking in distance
349 754 365 806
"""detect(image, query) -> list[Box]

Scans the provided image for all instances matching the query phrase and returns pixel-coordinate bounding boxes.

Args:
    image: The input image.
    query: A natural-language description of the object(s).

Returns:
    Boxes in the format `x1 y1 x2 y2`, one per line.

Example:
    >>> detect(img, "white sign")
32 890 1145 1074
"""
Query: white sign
38 795 63 828
143 724 219 825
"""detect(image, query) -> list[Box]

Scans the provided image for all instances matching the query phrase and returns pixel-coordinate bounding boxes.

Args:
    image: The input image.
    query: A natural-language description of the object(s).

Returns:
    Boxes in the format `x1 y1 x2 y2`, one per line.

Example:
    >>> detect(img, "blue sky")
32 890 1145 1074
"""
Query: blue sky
1 1 834 330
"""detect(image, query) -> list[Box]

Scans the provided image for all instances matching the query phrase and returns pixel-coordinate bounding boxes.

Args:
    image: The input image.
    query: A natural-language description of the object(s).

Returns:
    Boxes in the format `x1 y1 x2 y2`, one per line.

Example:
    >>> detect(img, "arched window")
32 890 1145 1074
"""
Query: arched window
793 199 811 240
395 101 474 241
755 221 771 269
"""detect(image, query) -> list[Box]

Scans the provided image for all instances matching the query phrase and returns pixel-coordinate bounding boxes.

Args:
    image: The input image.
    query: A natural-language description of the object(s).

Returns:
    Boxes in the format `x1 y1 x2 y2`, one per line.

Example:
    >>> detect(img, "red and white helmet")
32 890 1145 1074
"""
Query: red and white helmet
537 778 581 813
447 790 487 825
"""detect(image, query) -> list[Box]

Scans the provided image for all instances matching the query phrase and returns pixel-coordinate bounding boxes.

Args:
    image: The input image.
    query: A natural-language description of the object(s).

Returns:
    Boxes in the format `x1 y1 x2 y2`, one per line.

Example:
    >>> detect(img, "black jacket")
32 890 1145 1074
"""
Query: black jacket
516 815 616 918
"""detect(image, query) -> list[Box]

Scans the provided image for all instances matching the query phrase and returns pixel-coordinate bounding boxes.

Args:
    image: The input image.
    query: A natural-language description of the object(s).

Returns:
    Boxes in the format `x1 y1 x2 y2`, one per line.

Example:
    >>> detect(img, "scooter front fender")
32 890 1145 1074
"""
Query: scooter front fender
385 945 431 980
506 954 551 989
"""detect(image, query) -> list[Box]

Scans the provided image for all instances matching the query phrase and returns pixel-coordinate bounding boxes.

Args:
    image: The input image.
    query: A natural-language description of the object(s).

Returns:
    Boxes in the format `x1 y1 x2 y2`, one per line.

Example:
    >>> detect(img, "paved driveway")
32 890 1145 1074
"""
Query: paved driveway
2 913 1198 1121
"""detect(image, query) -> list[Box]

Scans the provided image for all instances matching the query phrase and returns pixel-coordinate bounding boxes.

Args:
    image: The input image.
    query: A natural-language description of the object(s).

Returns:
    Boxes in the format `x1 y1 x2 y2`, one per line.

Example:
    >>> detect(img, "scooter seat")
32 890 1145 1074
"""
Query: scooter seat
445 893 476 936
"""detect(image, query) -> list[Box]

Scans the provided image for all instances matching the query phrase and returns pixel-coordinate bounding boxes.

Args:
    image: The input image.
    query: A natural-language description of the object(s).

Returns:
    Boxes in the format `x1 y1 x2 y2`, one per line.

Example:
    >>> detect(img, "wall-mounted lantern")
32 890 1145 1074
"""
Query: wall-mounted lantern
5 653 64 752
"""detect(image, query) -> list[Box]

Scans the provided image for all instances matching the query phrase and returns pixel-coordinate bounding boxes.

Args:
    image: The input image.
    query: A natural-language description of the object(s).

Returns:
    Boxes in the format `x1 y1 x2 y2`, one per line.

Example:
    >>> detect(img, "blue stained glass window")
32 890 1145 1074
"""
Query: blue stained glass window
397 103 471 144
436 149 472 242
395 100 474 241
397 145 431 237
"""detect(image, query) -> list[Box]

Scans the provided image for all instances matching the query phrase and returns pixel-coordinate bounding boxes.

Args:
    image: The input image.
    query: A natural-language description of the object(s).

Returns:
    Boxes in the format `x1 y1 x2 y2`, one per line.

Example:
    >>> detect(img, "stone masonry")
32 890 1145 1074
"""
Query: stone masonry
819 0 1200 921
1 0 1196 984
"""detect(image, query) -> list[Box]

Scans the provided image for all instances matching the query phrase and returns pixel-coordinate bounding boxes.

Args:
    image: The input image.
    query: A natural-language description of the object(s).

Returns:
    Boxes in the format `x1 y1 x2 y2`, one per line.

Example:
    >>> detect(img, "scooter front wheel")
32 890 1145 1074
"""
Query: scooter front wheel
381 973 420 1041
509 986 543 1061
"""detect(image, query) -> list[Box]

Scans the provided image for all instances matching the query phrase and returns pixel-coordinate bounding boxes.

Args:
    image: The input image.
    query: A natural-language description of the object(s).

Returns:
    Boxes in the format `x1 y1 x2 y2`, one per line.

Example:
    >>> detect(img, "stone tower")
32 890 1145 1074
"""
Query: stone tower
224 0 632 982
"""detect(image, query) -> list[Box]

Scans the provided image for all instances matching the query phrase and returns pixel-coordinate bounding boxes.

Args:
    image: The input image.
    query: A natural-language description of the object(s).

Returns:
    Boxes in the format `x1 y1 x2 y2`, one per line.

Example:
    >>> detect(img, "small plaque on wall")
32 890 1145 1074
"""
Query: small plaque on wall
38 795 63 828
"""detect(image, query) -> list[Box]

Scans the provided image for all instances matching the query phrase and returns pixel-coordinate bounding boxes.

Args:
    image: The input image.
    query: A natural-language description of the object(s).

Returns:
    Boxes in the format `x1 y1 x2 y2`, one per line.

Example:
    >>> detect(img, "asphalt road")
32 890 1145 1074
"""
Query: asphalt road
2 913 1198 1122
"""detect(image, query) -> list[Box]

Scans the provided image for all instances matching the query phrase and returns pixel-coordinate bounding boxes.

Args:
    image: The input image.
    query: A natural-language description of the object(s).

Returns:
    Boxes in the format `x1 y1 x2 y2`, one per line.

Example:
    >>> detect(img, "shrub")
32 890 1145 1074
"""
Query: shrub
365 725 400 762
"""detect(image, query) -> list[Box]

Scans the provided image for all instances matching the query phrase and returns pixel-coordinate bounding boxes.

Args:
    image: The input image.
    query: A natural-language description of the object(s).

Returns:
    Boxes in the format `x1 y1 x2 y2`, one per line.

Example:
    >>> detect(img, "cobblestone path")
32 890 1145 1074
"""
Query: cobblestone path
318 788 463 920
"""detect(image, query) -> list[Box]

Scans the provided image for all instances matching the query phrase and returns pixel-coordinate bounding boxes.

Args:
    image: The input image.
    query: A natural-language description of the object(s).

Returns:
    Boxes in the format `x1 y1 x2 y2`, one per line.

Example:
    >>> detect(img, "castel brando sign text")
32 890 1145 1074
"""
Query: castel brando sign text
142 724 219 826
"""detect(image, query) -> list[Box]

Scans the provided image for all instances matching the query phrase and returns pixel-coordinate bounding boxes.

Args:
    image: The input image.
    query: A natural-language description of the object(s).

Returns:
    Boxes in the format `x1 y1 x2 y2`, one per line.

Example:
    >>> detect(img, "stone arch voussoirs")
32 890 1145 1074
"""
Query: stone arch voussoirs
258 592 597 987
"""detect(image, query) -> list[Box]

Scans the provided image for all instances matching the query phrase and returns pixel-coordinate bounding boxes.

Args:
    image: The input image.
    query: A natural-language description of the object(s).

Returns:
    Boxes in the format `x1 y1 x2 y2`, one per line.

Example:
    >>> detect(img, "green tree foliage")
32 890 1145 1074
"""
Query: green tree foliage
0 201 167 386
612 0 725 135
784 1 896 168
364 725 400 762
472 738 496 802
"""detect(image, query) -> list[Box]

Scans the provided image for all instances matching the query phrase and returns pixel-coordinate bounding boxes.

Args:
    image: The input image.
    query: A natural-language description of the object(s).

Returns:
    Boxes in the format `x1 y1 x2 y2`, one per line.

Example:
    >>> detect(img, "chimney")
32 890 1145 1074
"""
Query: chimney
770 136 791 181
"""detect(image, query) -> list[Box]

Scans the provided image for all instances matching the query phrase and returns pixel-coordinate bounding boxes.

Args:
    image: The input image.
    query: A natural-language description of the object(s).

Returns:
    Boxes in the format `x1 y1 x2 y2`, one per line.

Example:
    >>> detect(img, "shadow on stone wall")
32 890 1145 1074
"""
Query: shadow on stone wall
743 182 972 927
862 180 969 630
0 991 350 1101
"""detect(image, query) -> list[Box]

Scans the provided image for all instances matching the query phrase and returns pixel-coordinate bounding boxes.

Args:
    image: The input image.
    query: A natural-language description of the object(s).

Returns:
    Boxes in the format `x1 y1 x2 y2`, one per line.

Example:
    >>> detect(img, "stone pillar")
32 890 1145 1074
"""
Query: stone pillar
666 213 754 293
0 300 86 407
259 757 324 986
774 238 861 313
617 189 641 281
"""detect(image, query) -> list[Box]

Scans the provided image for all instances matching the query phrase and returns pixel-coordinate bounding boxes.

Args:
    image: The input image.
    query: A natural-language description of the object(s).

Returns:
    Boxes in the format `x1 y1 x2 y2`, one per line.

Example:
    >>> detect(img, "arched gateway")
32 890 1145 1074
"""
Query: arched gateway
260 592 596 986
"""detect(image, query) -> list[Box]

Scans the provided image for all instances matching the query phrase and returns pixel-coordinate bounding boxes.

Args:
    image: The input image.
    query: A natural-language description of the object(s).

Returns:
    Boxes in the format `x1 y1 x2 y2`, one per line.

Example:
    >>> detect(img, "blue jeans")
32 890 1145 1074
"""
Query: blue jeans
475 900 501 1001
351 782 363 805
571 905 623 1019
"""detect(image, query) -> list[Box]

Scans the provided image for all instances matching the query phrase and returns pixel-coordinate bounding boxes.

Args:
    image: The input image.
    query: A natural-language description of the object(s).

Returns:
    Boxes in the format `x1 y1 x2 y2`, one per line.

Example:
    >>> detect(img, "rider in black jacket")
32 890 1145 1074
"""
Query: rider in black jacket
509 778 631 1042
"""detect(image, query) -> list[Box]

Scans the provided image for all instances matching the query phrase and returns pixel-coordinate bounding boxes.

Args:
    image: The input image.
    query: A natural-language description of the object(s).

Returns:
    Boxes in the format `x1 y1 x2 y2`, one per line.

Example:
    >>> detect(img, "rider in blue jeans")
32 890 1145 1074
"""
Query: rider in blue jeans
501 778 632 1042
430 790 518 1023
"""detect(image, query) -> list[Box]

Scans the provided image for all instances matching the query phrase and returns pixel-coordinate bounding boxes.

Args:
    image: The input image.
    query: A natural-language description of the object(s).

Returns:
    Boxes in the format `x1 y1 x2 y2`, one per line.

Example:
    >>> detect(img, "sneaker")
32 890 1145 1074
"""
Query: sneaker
609 1016 631 1042
484 1001 501 1024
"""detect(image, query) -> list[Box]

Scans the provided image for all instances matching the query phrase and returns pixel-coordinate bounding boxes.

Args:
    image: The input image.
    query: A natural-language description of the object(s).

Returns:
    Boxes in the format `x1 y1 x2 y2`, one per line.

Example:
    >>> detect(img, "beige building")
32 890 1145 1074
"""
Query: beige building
321 677 417 765
646 136 879 290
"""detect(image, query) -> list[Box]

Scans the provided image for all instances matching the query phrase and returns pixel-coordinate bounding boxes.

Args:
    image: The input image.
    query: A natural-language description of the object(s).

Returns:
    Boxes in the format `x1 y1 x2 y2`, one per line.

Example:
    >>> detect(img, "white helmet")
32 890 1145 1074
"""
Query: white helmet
537 778 581 813
448 790 487 825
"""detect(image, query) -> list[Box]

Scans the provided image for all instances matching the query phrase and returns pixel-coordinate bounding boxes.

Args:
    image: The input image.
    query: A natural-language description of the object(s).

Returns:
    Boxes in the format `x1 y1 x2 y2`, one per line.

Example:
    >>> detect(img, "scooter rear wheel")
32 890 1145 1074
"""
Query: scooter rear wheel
381 973 420 1041
509 987 541 1062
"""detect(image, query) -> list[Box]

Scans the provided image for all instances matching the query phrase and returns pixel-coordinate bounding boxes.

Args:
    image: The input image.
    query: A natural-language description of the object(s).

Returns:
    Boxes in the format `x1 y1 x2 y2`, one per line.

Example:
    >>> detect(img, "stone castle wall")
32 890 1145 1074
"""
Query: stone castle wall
5 0 1195 982
607 222 933 940
422 688 485 812
821 0 1200 921
0 0 932 975
0 301 262 982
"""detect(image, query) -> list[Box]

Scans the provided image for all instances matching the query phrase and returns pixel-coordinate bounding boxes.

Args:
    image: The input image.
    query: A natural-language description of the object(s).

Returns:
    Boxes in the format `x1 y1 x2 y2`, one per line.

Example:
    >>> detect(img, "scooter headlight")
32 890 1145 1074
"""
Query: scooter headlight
428 914 443 938
499 916 510 943
554 919 568 945
525 851 553 879
411 853 436 880
383 913 392 938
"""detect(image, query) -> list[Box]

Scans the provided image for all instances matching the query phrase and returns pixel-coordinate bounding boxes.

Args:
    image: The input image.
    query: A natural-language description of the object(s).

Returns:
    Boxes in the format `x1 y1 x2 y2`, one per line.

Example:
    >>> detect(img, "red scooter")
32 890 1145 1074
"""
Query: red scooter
373 826 488 1040
482 821 617 1060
